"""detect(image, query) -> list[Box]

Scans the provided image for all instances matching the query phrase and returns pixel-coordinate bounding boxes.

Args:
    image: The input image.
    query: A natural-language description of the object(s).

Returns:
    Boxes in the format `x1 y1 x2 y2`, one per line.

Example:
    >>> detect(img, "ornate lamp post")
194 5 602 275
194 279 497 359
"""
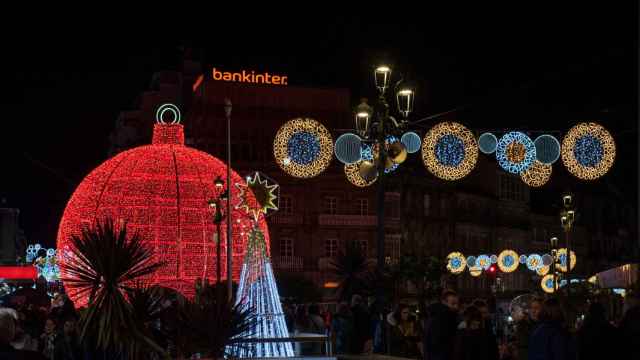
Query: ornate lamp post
550 236 559 291
560 193 576 293
208 175 229 299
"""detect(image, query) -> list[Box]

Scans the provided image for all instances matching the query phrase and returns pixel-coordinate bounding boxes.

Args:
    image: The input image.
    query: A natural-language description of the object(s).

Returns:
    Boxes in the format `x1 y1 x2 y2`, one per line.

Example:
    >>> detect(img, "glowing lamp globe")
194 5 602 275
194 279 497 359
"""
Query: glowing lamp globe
57 116 268 306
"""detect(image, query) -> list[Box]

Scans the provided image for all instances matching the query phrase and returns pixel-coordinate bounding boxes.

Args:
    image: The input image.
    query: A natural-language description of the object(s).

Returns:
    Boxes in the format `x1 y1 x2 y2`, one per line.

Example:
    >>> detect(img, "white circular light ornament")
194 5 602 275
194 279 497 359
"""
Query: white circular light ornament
477 255 491 270
447 252 467 274
496 132 536 174
466 256 477 267
534 135 561 164
498 250 519 273
156 103 181 124
541 274 557 294
526 254 543 271
334 133 362 164
401 131 422 154
478 132 498 154
490 254 498 264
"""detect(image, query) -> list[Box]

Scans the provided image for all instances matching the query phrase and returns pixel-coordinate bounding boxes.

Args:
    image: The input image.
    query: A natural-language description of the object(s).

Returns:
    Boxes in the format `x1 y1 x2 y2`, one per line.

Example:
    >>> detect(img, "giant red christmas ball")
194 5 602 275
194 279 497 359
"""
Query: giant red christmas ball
57 123 268 305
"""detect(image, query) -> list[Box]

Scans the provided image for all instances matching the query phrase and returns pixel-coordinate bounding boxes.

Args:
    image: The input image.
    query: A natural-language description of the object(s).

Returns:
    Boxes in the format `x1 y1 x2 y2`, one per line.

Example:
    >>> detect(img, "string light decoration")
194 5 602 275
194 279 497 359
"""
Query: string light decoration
273 118 333 178
526 254 543 271
227 227 294 358
447 252 467 274
401 131 422 154
534 135 561 164
26 245 60 282
537 265 550 276
466 256 477 267
469 266 483 277
478 133 498 154
370 136 401 173
57 109 269 306
490 254 498 264
422 122 478 180
497 250 519 273
344 161 377 187
556 248 577 272
496 132 536 174
519 255 527 264
541 274 556 294
477 255 491 270
235 172 279 221
542 254 553 267
520 160 552 187
334 133 362 164
561 122 615 180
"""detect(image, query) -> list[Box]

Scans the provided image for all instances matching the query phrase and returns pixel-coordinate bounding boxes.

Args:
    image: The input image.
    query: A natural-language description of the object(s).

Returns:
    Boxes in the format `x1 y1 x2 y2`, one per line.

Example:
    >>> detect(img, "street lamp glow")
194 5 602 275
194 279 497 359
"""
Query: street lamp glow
355 112 370 137
374 66 392 94
550 237 558 248
563 194 573 208
214 176 224 189
396 88 415 118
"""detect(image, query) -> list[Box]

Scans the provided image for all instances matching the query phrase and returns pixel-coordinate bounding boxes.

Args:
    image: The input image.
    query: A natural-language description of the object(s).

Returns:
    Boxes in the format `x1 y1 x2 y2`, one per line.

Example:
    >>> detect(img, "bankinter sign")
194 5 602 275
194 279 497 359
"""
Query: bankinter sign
212 68 288 85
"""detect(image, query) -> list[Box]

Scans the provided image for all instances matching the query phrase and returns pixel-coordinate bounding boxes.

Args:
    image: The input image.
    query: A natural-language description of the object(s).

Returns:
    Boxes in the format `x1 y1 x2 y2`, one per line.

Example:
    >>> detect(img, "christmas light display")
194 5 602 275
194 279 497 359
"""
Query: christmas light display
519 255 527 264
478 133 498 155
520 160 552 187
497 250 519 273
274 118 333 178
334 133 362 164
422 122 478 180
228 227 294 358
526 254 543 271
496 132 536 174
542 254 553 266
57 109 268 306
534 135 561 164
466 256 477 267
556 248 577 272
469 266 483 277
446 252 466 274
477 255 491 270
401 131 422 154
537 265 550 276
490 254 498 264
344 161 377 187
561 122 615 180
541 274 556 294
236 172 279 221
26 245 60 282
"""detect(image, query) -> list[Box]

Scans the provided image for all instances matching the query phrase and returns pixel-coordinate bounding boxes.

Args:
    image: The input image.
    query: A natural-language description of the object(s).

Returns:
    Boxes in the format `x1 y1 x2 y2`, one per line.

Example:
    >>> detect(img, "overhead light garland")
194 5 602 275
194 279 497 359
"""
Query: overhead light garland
496 131 536 174
556 248 577 272
520 160 552 187
422 122 478 180
476 254 492 270
446 252 467 274
534 134 561 164
541 274 557 293
497 250 519 273
561 122 615 180
273 118 333 179
526 254 543 271
478 132 498 155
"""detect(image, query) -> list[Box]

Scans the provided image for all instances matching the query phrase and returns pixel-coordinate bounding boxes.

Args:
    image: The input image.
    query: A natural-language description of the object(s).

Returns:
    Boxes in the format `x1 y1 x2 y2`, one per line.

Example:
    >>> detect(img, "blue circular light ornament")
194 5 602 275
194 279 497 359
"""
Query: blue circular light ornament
478 133 498 154
467 256 477 267
334 133 362 164
490 255 498 264
561 122 615 180
519 255 527 264
534 135 561 164
526 254 543 271
401 131 422 154
496 132 536 174
477 255 491 270
287 131 320 165
422 122 478 181
274 118 333 178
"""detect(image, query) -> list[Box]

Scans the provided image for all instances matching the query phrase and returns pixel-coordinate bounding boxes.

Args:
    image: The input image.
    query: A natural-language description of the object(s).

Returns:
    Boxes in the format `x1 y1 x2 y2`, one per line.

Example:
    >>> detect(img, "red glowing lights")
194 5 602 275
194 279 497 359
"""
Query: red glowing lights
57 123 269 305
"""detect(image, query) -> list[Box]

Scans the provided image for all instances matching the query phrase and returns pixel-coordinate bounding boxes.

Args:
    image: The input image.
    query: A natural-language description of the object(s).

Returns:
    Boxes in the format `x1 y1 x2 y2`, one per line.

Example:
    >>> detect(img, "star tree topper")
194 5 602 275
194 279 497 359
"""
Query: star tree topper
236 172 279 221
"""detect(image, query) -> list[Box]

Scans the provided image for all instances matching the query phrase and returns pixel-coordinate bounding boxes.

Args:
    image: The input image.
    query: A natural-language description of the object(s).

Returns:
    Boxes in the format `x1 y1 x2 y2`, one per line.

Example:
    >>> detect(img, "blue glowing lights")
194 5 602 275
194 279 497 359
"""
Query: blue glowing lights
478 133 498 154
561 122 616 180
334 133 362 164
274 118 333 179
401 131 422 154
534 135 561 164
435 134 465 166
422 122 478 181
573 135 604 167
287 131 320 165
496 132 536 174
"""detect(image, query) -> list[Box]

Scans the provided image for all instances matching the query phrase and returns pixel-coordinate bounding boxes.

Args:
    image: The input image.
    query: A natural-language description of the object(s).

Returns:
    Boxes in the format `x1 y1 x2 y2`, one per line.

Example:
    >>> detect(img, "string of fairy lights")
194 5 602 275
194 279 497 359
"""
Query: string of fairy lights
273 118 616 186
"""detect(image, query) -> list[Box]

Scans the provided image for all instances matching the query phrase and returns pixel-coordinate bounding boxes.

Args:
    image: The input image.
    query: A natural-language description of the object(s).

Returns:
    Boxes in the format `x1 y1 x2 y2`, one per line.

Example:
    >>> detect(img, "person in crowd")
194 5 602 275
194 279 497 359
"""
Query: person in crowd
453 305 499 360
0 307 47 360
38 318 57 360
10 313 38 351
528 298 574 360
54 317 82 360
331 302 354 354
618 294 640 359
423 289 460 360
577 302 619 360
514 297 542 360
388 304 422 358
307 304 326 355
350 294 373 354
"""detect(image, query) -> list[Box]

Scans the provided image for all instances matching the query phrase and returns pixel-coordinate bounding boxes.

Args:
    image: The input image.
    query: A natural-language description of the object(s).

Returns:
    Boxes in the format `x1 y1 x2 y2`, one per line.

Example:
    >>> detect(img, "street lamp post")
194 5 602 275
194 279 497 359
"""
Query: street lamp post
550 236 559 291
560 193 576 294
209 176 228 300
224 98 233 302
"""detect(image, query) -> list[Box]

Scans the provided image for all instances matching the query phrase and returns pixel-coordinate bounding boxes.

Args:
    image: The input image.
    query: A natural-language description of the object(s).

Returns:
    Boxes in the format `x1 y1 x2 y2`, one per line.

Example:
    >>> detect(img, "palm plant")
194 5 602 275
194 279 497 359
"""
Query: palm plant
329 240 374 301
62 219 165 359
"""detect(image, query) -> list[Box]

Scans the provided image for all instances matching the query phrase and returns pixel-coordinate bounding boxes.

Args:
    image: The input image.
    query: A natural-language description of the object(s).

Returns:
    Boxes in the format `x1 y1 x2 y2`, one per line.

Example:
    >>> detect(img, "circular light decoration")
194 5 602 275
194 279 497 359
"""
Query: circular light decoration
526 254 543 271
490 254 498 264
542 254 553 267
477 255 491 270
478 133 498 154
537 265 550 276
561 122 615 180
447 252 467 274
469 266 483 277
401 131 421 154
382 136 400 173
496 132 536 174
556 248 577 272
519 255 527 264
344 162 377 187
541 274 556 294
466 256 477 267
334 133 362 164
534 135 561 164
498 250 519 273
521 160 552 187
274 118 333 179
235 172 279 221
422 122 478 180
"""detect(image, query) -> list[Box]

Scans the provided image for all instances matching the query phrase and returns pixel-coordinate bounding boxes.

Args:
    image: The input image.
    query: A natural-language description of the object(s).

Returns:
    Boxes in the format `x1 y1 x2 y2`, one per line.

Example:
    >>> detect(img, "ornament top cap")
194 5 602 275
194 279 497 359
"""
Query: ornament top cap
156 103 181 124
152 103 184 145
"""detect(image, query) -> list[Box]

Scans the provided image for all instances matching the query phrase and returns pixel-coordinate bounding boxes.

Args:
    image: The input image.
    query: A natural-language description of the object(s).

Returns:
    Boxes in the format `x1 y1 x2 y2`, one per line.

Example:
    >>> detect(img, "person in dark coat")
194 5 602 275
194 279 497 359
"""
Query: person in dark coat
453 305 499 360
515 297 542 360
528 298 574 360
423 289 460 360
577 302 619 360
350 294 372 354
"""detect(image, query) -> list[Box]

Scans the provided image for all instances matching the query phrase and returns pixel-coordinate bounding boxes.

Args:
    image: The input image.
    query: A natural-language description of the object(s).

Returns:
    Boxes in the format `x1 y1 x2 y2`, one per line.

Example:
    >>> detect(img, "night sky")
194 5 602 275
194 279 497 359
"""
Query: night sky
1 8 637 247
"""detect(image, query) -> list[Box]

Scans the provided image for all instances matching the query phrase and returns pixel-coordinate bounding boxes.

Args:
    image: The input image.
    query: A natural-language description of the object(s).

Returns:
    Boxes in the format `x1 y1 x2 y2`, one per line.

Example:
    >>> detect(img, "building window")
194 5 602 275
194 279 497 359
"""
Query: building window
325 238 339 258
499 173 526 202
280 237 294 257
423 194 431 216
385 235 401 262
357 199 368 216
281 195 293 215
323 196 338 215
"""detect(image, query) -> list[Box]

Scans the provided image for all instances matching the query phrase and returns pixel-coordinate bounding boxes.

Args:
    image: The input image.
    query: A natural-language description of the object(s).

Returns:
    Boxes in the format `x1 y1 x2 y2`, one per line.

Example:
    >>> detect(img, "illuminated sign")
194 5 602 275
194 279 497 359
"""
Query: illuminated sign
212 68 288 85
0 266 37 280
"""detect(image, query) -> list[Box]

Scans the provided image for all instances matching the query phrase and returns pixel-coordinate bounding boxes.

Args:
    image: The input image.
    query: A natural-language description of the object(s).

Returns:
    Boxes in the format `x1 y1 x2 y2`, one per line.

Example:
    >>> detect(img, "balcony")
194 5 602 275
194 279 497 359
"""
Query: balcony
318 214 400 227
269 213 304 225
272 256 303 271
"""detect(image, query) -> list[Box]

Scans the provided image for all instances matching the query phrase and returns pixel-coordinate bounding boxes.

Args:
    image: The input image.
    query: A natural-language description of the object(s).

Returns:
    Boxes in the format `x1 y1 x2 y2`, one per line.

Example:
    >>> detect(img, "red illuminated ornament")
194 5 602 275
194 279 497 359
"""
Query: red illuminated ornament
57 104 268 306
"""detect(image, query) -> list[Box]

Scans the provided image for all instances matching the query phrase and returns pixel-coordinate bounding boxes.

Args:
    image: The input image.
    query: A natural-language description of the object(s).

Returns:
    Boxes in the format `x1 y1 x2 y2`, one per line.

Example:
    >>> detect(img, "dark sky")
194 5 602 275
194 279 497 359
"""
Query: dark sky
1 8 637 247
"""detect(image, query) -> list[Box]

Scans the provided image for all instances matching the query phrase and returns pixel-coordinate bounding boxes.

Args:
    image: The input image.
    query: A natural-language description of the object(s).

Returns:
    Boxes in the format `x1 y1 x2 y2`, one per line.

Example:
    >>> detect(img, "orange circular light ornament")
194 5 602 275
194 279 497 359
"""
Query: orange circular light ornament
273 118 333 179
497 250 519 273
521 160 552 187
469 266 483 277
344 162 377 187
561 122 615 180
537 265 550 276
447 252 467 274
541 274 557 294
422 122 478 181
